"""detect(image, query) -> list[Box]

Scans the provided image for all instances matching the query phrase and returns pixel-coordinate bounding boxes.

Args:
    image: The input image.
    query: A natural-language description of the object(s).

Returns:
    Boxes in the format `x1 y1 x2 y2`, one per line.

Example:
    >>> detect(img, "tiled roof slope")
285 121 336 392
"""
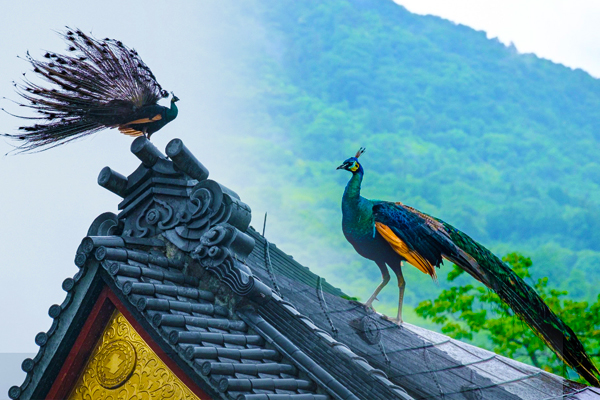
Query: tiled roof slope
8 137 413 400
244 229 600 399
9 137 599 400
95 237 334 400
10 235 333 400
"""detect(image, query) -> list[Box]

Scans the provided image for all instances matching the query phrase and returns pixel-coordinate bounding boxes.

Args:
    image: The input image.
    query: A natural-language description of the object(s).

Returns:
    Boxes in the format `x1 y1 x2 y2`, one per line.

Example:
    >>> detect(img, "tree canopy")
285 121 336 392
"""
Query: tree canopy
217 0 600 308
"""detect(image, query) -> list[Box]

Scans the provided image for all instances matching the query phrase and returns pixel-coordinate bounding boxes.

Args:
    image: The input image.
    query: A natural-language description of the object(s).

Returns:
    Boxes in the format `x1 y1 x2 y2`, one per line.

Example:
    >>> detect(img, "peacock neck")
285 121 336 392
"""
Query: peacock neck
341 170 374 240
343 171 363 203
167 102 178 121
342 171 366 219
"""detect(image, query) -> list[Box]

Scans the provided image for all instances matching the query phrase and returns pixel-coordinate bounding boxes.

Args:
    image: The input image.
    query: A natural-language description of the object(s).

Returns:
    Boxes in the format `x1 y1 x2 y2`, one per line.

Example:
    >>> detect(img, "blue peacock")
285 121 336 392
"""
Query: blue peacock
338 147 600 386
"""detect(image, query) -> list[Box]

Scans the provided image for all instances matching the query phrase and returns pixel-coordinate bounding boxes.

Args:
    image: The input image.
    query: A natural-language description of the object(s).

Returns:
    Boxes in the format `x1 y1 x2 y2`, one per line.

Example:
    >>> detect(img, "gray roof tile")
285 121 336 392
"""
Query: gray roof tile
245 228 599 399
11 137 598 400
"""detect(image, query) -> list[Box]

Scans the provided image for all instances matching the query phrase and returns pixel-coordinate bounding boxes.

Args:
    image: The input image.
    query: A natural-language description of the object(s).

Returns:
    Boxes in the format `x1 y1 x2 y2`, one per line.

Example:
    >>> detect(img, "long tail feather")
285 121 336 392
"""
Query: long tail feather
444 223 600 386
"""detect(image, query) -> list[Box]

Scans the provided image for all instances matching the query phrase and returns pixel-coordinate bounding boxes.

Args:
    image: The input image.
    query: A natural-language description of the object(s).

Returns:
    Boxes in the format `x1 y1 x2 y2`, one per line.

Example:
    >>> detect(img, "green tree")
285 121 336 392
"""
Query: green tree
415 253 600 381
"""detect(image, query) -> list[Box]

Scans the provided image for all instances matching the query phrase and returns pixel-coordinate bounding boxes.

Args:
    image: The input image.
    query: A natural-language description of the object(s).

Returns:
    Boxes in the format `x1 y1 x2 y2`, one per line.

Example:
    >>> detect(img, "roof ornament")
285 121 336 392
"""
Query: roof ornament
350 315 382 345
96 137 252 252
192 224 272 302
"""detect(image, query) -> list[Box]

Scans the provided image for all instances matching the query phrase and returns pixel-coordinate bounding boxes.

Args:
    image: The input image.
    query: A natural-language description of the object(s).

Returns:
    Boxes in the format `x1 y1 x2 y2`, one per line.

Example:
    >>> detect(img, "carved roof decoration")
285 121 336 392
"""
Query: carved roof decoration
8 137 600 400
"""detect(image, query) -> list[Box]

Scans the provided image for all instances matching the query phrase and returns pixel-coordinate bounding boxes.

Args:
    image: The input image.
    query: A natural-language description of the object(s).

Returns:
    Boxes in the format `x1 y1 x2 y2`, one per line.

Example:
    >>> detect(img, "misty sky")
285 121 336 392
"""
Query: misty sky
396 0 600 77
1 0 599 395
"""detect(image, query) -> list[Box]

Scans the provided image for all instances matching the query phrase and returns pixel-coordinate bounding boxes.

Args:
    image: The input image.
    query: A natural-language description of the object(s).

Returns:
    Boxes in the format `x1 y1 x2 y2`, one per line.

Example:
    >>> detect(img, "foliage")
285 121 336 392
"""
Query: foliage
415 253 600 380
220 0 600 308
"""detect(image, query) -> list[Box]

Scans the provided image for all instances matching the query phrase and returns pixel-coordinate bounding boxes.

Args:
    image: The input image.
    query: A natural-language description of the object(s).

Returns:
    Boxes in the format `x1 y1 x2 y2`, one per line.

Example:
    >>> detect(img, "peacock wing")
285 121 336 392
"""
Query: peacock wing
375 201 600 384
115 104 166 136
372 201 447 278
372 201 491 285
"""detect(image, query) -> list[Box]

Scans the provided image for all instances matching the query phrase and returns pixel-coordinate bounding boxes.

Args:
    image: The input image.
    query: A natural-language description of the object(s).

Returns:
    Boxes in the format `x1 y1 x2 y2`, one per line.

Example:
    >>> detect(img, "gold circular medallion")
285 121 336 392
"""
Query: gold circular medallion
96 339 137 389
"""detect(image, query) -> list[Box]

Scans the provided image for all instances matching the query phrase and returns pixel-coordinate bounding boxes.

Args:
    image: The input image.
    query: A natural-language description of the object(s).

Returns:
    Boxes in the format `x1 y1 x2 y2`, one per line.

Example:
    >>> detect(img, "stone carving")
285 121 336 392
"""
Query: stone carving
193 224 257 296
350 315 382 345
95 340 136 389
67 310 200 400
163 180 252 251
95 138 268 300
192 224 272 302
87 212 121 237
97 138 252 252
122 179 252 251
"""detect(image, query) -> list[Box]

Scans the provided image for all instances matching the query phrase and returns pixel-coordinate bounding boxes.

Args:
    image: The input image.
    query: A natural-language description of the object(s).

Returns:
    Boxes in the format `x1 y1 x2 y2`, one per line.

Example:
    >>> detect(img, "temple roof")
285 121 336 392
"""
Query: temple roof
8 138 600 400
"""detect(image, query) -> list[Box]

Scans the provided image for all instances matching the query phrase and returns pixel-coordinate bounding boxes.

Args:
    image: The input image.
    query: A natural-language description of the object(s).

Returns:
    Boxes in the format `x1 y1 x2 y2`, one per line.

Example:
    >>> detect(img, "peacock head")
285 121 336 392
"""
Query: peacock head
337 147 365 174
171 92 180 103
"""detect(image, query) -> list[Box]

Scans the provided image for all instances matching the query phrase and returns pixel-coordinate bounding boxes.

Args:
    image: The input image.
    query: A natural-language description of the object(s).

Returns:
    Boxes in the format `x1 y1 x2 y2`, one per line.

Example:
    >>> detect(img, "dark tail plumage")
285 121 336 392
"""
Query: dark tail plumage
2 28 169 153
445 223 600 386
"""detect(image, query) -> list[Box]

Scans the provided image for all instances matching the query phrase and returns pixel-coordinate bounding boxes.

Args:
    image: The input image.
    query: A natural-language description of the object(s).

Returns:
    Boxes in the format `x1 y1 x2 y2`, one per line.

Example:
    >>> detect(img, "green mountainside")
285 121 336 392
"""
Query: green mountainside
220 0 600 308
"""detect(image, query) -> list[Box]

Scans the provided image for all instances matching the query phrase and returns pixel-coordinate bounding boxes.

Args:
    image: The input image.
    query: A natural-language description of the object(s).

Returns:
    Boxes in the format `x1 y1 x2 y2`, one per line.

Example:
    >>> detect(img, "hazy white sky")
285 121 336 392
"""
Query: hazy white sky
1 0 600 396
0 1 264 393
396 0 600 77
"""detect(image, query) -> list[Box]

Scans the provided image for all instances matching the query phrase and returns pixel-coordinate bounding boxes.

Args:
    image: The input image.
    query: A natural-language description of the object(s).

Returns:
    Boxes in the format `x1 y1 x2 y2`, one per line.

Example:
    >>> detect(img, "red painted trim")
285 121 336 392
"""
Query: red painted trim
46 286 115 400
46 286 212 400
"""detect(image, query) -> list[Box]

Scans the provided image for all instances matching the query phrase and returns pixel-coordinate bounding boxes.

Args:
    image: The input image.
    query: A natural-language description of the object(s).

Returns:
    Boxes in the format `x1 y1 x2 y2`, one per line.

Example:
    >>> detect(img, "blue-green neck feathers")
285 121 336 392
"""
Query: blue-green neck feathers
342 168 375 242
166 99 178 122
343 169 363 202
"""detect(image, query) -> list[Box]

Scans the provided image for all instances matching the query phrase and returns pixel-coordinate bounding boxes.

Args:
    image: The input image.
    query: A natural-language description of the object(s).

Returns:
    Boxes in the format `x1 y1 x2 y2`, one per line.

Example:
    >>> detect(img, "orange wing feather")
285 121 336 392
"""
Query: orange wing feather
117 114 162 137
124 114 162 125
117 127 144 137
375 222 437 279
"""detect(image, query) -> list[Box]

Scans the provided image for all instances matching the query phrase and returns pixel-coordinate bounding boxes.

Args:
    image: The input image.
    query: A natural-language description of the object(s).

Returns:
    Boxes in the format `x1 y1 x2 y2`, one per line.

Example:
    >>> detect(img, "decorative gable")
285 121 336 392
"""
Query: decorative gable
67 310 200 400
10 138 339 400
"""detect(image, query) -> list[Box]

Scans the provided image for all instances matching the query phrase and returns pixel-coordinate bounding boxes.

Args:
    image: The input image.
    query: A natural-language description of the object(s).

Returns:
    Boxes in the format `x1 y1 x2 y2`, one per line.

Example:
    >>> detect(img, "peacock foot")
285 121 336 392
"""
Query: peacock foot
383 315 403 326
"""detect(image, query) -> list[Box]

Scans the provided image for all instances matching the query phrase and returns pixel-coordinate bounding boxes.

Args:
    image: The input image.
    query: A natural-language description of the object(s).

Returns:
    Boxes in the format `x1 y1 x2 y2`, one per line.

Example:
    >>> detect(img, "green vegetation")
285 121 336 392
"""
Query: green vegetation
219 0 600 312
416 253 600 381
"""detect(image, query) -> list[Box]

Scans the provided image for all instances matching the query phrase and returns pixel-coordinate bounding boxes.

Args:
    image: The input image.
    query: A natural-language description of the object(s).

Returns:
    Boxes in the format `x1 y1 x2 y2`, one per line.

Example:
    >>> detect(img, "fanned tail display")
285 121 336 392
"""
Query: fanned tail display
2 28 178 153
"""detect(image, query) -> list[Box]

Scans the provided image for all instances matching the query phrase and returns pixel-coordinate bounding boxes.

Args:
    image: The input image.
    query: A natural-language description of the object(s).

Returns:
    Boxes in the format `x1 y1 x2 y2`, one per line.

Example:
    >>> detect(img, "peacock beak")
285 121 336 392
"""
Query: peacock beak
336 164 345 170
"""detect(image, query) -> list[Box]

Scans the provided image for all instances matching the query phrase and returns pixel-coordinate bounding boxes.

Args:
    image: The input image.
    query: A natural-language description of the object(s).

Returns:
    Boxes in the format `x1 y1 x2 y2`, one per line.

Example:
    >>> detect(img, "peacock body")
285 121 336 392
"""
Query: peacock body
338 148 600 387
2 28 178 153
341 165 405 278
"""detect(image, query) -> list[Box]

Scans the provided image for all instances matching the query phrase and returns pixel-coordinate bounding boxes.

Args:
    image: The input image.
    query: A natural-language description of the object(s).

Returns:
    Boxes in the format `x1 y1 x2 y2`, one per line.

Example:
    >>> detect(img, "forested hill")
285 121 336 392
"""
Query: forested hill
220 0 600 306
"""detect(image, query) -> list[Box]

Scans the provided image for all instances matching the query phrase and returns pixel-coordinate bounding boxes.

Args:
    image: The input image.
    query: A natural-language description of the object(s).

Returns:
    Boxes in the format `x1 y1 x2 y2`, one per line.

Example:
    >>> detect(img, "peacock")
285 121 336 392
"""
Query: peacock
2 28 178 153
338 147 600 387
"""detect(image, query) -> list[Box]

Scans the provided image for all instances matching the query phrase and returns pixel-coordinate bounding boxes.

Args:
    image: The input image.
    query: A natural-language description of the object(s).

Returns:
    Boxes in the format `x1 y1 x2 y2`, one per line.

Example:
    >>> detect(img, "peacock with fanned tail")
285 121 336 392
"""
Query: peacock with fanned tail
2 28 178 153
338 147 600 387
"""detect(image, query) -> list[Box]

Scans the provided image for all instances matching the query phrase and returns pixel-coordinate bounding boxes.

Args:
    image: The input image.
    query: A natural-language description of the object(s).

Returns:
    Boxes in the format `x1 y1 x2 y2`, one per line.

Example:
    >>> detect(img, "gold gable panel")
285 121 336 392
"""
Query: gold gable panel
67 310 202 400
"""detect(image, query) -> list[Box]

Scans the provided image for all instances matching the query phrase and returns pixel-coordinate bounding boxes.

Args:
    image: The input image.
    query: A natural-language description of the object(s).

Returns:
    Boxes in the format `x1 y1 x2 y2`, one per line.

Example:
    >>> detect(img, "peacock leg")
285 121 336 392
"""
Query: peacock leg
385 266 405 325
364 263 390 311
